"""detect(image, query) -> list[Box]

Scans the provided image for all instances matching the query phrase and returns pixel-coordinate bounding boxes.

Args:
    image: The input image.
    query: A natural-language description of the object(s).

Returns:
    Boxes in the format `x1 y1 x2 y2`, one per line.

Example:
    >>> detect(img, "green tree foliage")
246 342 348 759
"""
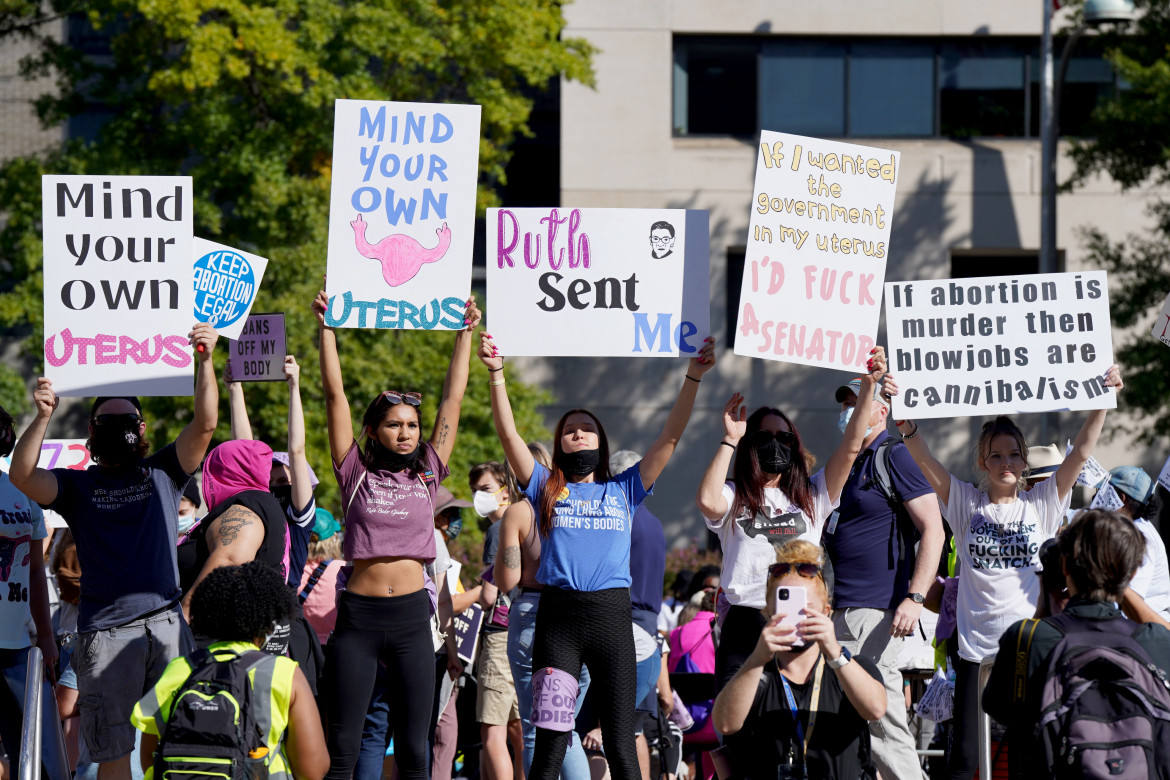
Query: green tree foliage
0 0 592 508
1063 0 1170 442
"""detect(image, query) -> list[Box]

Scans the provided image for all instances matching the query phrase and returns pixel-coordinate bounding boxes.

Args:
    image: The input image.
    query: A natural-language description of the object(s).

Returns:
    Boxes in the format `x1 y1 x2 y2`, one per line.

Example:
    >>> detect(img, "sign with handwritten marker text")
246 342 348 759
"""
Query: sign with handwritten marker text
885 271 1115 419
487 208 708 356
325 99 481 330
228 313 286 382
192 238 268 340
734 132 899 372
42 175 194 396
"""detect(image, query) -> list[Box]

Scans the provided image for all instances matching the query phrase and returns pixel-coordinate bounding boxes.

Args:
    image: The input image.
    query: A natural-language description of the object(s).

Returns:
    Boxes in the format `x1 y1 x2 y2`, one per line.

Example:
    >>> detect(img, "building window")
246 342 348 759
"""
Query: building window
759 40 846 137
950 249 1063 278
940 41 1027 138
673 39 757 136
848 41 935 137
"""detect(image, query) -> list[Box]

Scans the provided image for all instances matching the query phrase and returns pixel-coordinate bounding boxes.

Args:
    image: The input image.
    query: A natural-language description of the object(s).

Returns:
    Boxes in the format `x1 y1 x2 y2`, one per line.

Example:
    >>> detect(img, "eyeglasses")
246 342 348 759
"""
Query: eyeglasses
382 391 422 407
749 430 796 447
767 562 822 579
650 236 673 244
93 413 143 426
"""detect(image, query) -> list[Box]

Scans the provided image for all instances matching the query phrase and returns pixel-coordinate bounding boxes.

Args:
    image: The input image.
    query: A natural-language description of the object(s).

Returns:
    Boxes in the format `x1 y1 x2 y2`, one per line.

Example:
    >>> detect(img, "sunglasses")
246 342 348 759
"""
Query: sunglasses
382 391 422 407
92 413 143 426
749 430 796 447
768 562 822 579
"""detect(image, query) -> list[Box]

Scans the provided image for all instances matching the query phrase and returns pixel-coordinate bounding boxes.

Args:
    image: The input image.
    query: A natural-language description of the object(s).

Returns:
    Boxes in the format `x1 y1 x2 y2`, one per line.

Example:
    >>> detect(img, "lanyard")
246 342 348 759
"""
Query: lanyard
778 656 824 770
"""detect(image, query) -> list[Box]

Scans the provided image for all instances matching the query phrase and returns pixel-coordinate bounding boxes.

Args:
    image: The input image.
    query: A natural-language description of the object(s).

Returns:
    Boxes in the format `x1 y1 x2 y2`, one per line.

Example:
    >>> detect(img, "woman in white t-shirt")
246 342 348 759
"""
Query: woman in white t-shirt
884 363 1122 780
696 351 886 689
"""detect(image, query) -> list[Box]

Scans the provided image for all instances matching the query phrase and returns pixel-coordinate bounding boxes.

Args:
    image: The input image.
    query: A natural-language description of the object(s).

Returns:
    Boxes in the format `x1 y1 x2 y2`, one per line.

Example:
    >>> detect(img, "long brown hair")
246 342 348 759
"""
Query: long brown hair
539 409 611 537
730 407 816 523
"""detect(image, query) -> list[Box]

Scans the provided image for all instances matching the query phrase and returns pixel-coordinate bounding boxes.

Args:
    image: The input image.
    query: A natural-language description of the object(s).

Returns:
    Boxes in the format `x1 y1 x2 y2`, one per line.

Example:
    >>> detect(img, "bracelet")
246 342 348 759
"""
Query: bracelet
719 441 736 451
901 423 920 440
489 379 506 387
488 367 503 374
685 374 701 383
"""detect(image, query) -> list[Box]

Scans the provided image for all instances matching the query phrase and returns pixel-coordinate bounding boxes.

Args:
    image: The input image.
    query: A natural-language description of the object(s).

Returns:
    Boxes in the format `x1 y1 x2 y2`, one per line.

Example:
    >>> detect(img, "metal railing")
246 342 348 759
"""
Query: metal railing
18 646 71 780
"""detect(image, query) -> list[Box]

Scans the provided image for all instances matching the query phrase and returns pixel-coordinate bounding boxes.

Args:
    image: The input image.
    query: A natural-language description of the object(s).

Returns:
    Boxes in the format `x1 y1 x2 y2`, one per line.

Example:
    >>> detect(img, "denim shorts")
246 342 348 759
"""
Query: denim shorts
74 604 193 762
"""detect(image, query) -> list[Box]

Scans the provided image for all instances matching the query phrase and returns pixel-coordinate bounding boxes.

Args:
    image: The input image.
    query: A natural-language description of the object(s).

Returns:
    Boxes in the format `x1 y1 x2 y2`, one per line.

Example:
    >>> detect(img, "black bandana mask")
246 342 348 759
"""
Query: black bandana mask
557 448 600 477
90 416 141 465
271 484 293 509
368 438 421 472
754 439 792 475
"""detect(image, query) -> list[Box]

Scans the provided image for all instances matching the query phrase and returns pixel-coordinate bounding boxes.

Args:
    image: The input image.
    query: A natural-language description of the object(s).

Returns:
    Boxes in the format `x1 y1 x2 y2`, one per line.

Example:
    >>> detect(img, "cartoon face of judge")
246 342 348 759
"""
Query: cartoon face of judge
649 221 676 259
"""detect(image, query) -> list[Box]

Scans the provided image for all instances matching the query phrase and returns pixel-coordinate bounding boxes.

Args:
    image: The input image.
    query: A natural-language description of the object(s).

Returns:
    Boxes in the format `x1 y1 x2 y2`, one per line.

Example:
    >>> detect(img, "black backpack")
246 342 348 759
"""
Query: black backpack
154 648 274 780
861 438 919 575
1033 613 1170 779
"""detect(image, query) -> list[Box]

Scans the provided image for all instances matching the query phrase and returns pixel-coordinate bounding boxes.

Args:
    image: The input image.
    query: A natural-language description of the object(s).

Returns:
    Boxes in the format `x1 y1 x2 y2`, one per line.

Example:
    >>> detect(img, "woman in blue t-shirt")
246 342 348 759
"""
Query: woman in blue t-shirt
478 331 716 780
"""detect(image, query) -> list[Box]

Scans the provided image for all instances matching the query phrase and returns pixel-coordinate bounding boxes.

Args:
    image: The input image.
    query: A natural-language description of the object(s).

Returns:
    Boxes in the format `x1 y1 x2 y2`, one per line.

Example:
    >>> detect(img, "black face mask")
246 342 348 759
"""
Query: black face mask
754 439 792 475
0 423 14 459
90 416 141 465
271 484 293 509
368 438 421 472
558 448 600 477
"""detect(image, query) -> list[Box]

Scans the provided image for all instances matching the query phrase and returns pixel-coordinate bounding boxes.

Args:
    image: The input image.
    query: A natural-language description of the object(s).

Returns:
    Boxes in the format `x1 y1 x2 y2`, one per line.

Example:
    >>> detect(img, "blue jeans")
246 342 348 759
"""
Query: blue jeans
509 591 591 780
0 647 68 780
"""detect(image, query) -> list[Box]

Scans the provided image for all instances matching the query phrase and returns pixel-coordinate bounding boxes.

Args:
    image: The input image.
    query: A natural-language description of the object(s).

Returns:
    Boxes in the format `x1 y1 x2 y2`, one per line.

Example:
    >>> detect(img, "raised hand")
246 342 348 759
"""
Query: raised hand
1103 363 1124 392
688 336 717 378
188 323 218 361
312 289 331 328
866 346 887 382
479 331 503 372
283 355 300 388
723 393 747 445
33 378 58 419
462 297 482 332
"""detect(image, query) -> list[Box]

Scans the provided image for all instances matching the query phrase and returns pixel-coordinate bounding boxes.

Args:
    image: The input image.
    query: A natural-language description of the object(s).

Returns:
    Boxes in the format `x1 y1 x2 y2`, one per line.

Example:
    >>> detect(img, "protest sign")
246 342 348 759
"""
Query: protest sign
487 208 708 357
1089 482 1124 511
1152 291 1170 348
1 439 91 529
1067 442 1110 488
228 313 286 382
192 238 269 340
1158 453 1170 494
453 602 483 667
733 132 899 372
42 175 194 396
885 271 1115 419
325 99 480 330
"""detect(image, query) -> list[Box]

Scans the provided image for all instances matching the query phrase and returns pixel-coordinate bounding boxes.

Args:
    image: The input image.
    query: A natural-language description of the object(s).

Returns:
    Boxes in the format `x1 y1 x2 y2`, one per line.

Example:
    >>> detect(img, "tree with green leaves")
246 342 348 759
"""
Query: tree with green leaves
1065 0 1170 442
0 0 593 513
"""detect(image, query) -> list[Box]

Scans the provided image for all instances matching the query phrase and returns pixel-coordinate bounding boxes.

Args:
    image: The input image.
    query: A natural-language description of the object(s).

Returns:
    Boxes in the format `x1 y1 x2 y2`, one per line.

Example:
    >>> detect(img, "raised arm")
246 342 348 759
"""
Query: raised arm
1054 364 1122 500
429 298 480 465
478 332 534 488
696 392 745 521
822 348 885 502
175 323 220 474
180 504 266 621
883 373 952 506
10 378 60 505
640 338 716 487
313 287 355 466
283 356 313 513
224 360 254 441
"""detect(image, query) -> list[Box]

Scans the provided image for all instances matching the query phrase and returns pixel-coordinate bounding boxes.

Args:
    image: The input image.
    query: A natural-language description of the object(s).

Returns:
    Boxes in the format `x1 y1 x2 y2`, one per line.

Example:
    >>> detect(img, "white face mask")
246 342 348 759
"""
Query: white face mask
473 487 508 518
177 512 197 535
837 407 874 438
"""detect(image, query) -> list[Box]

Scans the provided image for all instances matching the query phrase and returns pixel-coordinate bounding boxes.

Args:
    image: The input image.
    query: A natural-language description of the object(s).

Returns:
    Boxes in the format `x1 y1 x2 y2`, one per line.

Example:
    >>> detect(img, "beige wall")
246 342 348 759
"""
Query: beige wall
515 0 1169 545
0 18 65 163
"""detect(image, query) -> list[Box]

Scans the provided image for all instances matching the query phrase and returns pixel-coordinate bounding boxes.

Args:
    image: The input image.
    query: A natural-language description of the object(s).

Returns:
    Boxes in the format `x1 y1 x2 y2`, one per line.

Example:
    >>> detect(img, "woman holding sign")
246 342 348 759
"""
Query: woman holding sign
882 362 1123 780
312 287 480 780
478 331 715 780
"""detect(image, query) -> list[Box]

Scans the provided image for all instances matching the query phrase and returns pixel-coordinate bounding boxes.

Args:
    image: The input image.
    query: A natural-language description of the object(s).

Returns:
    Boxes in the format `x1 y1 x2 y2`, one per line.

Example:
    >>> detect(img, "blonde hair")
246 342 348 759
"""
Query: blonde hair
763 540 830 618
975 416 1029 493
308 532 343 563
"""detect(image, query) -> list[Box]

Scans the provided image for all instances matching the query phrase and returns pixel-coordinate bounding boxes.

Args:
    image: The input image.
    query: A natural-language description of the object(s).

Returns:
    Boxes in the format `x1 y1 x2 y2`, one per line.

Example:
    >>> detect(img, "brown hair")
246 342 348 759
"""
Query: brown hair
469 461 508 491
539 410 611 537
974 416 1029 492
730 407 816 523
763 540 829 617
1059 509 1145 602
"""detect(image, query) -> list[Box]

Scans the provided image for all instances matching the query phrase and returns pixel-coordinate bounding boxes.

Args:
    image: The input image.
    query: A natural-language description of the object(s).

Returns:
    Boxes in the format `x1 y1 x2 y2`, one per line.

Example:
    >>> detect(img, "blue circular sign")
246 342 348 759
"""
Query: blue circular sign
193 249 257 329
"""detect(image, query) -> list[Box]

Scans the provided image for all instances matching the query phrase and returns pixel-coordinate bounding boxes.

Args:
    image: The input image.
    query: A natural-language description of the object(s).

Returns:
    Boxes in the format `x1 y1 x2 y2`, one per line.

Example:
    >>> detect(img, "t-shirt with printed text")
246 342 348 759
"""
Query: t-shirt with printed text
334 441 447 563
707 472 837 610
524 461 650 592
944 474 1069 662
0 473 47 649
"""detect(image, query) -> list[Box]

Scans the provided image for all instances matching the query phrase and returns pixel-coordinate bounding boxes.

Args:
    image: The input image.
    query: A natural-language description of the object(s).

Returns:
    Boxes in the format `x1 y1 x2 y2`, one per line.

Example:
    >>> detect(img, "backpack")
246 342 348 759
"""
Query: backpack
1033 613 1170 779
863 438 919 577
154 648 274 780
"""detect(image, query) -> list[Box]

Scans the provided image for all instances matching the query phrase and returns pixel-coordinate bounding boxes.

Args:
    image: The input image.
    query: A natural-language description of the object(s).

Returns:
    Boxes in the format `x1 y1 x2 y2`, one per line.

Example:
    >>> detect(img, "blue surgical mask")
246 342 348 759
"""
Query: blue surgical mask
838 407 873 437
177 512 197 535
444 517 463 541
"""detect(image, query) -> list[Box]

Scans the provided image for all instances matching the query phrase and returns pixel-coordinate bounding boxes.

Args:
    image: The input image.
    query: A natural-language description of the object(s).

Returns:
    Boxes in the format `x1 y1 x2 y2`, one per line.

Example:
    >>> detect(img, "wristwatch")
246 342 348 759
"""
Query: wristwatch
827 646 852 670
907 592 925 604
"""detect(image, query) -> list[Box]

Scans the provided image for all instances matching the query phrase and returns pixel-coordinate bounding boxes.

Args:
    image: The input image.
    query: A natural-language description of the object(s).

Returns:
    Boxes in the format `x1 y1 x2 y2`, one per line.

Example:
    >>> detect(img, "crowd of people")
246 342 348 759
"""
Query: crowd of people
2 295 1169 780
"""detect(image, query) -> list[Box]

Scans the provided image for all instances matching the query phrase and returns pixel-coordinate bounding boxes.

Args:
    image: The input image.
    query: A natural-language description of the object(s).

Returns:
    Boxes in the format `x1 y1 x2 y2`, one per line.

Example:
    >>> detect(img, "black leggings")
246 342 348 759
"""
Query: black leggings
324 589 436 780
714 604 767 690
946 657 980 780
531 587 638 780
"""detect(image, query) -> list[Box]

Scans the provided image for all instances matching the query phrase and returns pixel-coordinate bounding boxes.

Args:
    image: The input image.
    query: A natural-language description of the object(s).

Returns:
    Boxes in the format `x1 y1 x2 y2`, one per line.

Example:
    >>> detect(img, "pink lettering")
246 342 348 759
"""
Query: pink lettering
43 329 193 368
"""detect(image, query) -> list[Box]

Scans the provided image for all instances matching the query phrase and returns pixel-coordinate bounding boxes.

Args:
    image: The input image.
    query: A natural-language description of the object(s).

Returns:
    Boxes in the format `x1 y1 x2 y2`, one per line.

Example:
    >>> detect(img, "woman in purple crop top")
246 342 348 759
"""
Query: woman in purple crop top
312 287 480 780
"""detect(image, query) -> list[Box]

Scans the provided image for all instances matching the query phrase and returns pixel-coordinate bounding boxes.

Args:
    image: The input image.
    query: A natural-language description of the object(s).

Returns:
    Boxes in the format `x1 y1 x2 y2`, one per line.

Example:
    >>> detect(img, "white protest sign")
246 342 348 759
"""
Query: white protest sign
1 439 92 528
1066 441 1110 488
1089 482 1124 511
228 313 286 382
1152 291 1170 348
733 132 899 372
325 99 481 330
42 175 194 396
885 271 1115 419
487 208 707 357
192 238 269 340
1158 453 1170 494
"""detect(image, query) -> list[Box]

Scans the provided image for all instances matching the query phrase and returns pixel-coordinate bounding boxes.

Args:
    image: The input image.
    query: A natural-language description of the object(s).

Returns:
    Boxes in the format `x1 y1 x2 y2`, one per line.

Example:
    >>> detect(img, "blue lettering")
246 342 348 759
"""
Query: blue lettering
359 106 386 142
632 312 673 353
675 319 698 353
430 113 453 143
351 187 380 212
421 189 447 220
383 189 417 225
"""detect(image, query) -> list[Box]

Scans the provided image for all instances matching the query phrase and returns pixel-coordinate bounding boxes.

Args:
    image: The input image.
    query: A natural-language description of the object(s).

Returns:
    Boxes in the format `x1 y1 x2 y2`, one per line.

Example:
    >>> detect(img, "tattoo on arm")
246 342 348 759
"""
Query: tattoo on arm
215 505 257 546
436 417 451 447
502 545 521 569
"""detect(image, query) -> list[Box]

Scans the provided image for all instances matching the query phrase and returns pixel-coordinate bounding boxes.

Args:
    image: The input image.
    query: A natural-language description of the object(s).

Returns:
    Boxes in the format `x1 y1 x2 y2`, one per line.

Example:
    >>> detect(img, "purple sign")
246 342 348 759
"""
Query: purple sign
531 667 579 732
453 602 483 666
228 313 286 382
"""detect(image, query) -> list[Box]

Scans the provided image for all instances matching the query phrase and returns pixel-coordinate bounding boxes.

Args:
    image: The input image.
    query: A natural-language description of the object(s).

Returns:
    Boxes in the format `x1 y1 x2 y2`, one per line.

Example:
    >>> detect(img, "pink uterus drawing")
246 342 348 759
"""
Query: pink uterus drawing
351 214 452 287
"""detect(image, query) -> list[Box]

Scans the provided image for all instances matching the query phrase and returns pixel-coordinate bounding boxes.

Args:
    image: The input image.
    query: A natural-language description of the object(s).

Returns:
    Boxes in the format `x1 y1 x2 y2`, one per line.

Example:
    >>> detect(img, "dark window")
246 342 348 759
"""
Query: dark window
725 247 746 349
1029 40 1118 137
674 40 757 136
849 41 935 137
950 249 1063 278
759 40 846 137
940 41 1027 138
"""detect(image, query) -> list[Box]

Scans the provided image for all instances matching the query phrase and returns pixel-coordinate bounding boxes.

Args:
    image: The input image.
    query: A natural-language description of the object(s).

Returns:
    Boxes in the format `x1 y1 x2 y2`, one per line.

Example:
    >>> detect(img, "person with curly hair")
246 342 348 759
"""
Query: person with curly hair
132 561 328 780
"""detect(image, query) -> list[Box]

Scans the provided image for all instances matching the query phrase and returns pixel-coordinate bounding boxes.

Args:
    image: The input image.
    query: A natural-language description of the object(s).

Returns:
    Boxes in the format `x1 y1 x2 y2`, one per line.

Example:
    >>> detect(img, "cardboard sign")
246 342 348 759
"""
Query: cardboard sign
1152 291 1170 348
324 99 481 330
453 602 483 667
487 208 709 356
733 132 899 372
42 175 195 396
1 439 92 529
192 238 269 340
228 313 286 382
885 271 1115 419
